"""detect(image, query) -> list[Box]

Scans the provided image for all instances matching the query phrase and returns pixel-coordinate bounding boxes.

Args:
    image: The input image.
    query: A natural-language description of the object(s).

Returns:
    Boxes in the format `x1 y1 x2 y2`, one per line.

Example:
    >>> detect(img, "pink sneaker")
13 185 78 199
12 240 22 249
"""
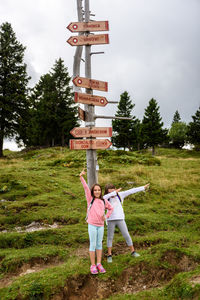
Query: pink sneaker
90 264 98 274
96 263 106 273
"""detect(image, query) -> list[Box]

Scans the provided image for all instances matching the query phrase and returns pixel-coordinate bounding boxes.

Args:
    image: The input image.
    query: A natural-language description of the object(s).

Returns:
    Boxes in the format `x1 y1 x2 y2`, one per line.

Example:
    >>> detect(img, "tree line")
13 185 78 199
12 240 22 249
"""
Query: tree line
112 92 200 154
0 22 200 157
0 22 78 157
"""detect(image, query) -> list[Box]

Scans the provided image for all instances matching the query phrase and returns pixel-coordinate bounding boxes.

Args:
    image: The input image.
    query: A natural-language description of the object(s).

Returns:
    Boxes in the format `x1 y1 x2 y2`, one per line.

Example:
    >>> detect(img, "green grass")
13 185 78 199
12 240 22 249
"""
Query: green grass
0 147 200 299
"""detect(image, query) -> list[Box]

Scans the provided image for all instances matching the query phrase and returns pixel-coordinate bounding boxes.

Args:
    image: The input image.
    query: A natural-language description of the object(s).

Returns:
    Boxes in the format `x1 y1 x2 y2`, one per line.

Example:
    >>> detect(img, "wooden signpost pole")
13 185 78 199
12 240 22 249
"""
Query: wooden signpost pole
84 0 98 188
68 1 132 188
73 0 84 90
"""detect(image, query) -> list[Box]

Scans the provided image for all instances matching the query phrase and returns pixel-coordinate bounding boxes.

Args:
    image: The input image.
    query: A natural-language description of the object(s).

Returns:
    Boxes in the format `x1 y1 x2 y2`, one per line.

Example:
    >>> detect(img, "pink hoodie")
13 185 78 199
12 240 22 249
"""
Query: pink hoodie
80 176 114 227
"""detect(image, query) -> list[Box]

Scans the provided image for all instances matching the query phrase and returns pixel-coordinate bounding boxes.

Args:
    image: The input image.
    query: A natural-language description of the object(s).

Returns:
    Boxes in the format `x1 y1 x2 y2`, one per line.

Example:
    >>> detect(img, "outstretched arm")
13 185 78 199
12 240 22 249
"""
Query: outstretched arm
119 184 150 199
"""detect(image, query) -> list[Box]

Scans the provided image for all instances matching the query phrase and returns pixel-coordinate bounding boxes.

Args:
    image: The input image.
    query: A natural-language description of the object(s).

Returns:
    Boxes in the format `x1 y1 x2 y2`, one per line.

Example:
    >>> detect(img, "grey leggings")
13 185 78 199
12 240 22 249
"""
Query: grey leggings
107 220 133 247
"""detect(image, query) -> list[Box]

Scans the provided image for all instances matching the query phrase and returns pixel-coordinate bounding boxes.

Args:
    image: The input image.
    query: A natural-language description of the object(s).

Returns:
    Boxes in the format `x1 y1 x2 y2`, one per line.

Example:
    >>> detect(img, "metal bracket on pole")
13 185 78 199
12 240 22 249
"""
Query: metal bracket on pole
108 101 118 104
85 121 95 127
94 115 133 120
90 51 105 56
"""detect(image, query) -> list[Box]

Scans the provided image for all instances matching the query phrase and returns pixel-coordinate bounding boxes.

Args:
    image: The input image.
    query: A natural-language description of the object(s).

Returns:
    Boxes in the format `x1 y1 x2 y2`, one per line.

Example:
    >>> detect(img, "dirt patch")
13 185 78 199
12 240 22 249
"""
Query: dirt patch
51 262 175 300
191 275 200 286
75 244 89 258
1 246 198 299
161 250 198 272
0 256 63 289
51 250 199 300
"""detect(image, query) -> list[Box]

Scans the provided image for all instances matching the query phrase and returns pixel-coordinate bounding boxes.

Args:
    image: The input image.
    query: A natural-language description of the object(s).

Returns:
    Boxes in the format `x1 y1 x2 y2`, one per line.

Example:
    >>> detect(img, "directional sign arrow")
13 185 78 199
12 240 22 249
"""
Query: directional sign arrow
70 139 112 150
73 76 108 92
70 127 112 138
74 92 108 107
67 21 109 32
67 34 109 46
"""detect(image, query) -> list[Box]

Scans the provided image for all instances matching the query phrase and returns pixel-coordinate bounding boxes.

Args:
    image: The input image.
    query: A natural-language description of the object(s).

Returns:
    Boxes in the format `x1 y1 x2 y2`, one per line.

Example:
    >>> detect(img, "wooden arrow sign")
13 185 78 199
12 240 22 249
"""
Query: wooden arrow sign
70 127 112 138
67 21 109 32
67 34 109 46
73 76 108 92
70 139 112 150
74 92 108 107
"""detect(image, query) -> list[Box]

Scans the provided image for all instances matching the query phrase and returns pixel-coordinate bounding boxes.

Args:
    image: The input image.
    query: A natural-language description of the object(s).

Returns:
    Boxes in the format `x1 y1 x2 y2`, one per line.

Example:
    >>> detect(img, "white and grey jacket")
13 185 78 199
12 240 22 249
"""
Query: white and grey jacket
104 186 145 221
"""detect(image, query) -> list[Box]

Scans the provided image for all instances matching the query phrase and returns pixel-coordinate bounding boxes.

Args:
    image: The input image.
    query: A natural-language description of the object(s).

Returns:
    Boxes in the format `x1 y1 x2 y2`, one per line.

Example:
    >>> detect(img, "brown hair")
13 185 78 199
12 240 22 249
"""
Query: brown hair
91 183 103 199
104 183 116 195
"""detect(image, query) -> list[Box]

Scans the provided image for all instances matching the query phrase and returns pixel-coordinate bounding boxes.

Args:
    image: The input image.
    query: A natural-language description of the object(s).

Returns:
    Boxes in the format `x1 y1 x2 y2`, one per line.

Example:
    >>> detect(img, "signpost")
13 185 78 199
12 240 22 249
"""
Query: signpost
70 127 112 138
67 21 109 32
74 92 108 106
67 34 109 46
67 0 115 187
70 139 112 150
73 76 108 92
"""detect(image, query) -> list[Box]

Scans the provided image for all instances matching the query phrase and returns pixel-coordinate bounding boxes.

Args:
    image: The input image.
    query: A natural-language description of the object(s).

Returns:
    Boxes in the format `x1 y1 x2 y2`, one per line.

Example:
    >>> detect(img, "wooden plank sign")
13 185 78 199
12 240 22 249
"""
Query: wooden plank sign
78 107 86 121
67 34 109 46
70 127 112 138
74 92 108 107
70 139 112 150
73 76 108 92
67 21 109 32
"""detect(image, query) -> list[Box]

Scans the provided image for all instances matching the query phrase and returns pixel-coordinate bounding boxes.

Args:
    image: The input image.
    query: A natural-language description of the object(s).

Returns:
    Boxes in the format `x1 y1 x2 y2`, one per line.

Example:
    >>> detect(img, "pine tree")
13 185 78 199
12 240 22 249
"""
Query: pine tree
187 106 200 150
23 58 79 147
172 110 181 125
112 91 136 150
142 98 167 155
29 74 58 147
0 22 30 156
134 119 144 151
50 58 79 146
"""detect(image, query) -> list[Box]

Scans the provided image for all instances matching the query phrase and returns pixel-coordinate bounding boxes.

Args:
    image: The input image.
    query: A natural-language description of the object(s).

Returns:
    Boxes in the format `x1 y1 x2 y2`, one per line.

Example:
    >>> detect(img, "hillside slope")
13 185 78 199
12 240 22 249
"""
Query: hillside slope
0 147 200 299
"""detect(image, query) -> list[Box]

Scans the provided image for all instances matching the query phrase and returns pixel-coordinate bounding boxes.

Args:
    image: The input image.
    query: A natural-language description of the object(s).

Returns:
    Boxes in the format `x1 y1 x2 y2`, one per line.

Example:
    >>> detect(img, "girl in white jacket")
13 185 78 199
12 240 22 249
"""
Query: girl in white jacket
104 182 150 263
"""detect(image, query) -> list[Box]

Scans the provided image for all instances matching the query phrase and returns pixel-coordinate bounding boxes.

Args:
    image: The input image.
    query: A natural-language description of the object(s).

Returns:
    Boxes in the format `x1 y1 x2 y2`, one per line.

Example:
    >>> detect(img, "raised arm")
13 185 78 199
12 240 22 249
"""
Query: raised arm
79 169 92 204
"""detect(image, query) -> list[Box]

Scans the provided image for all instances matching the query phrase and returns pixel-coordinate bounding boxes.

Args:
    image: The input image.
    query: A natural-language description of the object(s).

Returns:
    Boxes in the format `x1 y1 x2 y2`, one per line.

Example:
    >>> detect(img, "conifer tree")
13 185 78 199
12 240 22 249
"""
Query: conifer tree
24 58 78 147
142 98 167 155
172 110 181 124
0 22 29 156
50 58 78 146
187 106 200 150
112 91 137 150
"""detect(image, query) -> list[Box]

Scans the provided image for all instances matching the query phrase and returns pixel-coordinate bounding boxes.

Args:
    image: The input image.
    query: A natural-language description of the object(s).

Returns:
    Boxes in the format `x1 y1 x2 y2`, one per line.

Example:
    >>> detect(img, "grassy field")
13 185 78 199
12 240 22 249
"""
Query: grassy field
0 147 199 299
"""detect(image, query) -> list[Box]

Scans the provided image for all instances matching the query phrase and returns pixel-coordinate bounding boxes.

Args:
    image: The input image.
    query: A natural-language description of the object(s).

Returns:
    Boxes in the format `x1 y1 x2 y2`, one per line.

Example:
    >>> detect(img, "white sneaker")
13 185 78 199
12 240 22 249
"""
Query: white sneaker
107 255 112 263
131 251 140 257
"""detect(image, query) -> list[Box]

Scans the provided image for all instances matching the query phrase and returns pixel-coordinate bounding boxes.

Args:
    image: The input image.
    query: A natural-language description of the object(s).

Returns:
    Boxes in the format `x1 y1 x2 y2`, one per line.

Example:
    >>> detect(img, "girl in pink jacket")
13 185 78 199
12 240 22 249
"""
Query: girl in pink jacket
80 169 114 275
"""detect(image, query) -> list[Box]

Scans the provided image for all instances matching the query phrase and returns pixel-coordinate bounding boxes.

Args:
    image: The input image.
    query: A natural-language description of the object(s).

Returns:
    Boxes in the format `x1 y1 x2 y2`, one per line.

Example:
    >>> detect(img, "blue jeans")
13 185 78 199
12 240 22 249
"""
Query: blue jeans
88 224 104 251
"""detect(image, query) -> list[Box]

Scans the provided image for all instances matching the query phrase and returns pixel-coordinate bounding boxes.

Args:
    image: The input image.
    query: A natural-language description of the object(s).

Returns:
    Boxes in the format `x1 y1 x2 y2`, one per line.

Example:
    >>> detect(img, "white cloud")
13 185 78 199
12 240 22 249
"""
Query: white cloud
1 0 200 132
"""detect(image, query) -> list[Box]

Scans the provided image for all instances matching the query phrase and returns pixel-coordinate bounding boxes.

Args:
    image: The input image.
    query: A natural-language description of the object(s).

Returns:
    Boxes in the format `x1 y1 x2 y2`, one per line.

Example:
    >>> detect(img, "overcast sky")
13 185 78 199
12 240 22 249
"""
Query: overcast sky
1 0 200 149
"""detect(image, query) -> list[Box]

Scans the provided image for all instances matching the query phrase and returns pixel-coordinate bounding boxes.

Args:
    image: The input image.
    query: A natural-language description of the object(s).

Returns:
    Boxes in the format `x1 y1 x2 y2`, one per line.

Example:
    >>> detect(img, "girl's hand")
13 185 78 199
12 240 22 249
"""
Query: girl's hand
102 215 107 221
116 188 122 193
79 169 86 177
144 183 150 191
